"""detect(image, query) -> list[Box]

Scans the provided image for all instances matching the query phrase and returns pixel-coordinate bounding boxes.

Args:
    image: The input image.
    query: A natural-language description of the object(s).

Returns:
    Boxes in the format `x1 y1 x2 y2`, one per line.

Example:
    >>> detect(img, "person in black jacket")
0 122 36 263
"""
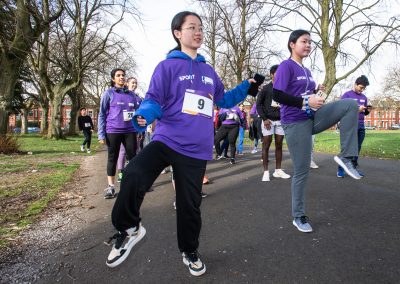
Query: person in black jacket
78 107 94 153
256 65 290 182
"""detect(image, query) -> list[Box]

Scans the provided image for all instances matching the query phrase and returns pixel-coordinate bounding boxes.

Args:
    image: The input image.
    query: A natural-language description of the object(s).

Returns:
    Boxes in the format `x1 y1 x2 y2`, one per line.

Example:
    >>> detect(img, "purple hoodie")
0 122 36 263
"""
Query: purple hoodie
136 51 250 160
341 90 368 125
274 58 316 124
219 106 243 125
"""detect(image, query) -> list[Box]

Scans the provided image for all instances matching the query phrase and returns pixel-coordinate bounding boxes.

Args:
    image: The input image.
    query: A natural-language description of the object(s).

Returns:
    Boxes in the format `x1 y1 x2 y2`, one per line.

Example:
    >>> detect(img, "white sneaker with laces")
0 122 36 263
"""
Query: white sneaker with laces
262 171 270 182
105 224 146 268
273 169 291 179
310 160 319 169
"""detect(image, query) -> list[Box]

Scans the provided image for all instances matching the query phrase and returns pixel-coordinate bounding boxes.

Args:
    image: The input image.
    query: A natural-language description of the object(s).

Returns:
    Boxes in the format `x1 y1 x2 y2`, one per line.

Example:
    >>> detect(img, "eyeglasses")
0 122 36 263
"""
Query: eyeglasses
182 26 204 33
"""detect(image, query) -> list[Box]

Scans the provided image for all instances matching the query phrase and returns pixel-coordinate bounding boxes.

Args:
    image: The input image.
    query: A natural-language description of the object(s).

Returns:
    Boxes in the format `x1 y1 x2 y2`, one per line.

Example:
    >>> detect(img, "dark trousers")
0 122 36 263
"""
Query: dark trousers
111 141 206 253
352 126 366 166
106 132 137 176
214 124 239 159
82 130 92 149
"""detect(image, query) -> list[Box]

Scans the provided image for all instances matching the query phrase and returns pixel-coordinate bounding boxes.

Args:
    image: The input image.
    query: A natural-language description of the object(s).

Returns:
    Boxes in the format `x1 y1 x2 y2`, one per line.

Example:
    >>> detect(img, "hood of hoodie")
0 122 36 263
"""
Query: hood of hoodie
166 50 206 63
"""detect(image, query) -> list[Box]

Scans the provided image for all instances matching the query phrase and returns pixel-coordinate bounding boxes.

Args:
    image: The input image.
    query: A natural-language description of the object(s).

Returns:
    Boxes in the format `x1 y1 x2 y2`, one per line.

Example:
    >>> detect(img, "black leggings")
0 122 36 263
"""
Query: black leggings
214 124 239 159
106 132 137 176
112 141 206 253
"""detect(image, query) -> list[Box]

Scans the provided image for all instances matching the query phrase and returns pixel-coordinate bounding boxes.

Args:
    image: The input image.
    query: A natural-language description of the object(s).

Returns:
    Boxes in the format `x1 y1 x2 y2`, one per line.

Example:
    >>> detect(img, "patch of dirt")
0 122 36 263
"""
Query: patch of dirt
0 154 93 283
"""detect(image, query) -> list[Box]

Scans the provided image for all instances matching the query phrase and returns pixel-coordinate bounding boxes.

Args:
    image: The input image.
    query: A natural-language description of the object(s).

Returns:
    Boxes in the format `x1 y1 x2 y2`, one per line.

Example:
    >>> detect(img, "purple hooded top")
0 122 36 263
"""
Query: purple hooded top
341 90 368 125
133 51 250 160
97 87 142 140
219 106 244 125
274 58 316 124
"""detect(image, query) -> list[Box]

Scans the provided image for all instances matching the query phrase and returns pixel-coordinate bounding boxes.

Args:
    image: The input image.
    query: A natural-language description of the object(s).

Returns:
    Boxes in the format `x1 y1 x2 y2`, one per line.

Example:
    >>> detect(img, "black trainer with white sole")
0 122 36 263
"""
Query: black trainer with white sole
182 251 206 276
105 224 146 268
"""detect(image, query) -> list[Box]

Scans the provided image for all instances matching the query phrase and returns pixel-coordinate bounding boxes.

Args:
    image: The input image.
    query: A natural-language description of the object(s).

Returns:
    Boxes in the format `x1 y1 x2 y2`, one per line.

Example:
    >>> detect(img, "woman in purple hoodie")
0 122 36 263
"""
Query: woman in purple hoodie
105 11 255 276
273 29 361 234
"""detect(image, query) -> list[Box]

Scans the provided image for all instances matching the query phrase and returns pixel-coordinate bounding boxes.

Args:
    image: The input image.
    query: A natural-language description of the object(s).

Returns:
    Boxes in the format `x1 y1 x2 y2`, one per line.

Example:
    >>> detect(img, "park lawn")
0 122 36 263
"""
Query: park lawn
0 133 101 248
313 130 400 159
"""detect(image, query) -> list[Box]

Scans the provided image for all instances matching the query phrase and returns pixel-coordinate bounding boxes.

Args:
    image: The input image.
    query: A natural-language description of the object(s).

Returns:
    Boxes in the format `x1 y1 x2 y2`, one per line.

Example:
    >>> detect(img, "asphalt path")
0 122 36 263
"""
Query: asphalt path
35 147 400 283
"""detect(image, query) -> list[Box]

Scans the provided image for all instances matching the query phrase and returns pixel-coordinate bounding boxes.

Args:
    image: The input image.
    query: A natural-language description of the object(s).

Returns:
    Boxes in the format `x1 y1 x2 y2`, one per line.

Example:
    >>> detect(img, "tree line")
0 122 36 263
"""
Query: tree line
1 0 399 139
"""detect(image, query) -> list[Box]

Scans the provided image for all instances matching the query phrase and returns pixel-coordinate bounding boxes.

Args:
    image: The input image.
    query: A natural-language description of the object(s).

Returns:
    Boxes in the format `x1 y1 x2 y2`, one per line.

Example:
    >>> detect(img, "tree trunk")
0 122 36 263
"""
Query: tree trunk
47 95 64 139
40 105 49 133
21 110 28 134
0 56 20 134
67 87 82 136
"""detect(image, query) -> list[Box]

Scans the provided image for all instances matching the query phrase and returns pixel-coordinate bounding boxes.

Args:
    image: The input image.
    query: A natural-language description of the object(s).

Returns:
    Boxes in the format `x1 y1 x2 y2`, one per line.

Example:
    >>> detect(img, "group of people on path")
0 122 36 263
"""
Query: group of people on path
78 10 371 277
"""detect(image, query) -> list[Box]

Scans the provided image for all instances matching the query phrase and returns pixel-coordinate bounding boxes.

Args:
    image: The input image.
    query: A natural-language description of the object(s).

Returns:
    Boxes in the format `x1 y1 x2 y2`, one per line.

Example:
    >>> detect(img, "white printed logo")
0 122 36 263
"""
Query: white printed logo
179 74 195 81
202 76 214 85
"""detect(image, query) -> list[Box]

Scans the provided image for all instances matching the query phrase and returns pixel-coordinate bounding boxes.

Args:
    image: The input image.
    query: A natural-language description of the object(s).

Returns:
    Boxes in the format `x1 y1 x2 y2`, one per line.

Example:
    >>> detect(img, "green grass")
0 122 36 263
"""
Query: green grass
0 133 98 248
313 130 400 159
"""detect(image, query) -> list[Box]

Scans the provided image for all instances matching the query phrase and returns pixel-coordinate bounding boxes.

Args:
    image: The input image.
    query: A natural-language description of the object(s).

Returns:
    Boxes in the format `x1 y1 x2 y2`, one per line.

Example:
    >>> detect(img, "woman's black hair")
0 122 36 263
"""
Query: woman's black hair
110 68 125 87
355 75 370 87
287 29 311 54
168 11 202 54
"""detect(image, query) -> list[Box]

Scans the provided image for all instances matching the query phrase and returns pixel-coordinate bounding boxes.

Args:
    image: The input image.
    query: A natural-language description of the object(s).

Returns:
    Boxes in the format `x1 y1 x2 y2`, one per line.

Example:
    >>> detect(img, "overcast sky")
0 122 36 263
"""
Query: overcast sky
127 0 400 98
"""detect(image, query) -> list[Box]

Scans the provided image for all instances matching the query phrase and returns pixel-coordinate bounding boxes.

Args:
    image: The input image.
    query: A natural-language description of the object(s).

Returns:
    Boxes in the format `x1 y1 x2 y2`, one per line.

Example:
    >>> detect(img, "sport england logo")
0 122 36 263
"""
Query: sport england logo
179 74 195 81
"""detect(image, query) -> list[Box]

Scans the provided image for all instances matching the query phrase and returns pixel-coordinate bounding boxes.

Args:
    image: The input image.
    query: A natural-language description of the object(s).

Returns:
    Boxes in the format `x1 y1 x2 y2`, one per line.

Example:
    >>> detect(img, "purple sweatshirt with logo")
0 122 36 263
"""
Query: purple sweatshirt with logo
273 58 316 124
133 51 250 160
219 106 243 125
341 90 368 125
98 88 141 140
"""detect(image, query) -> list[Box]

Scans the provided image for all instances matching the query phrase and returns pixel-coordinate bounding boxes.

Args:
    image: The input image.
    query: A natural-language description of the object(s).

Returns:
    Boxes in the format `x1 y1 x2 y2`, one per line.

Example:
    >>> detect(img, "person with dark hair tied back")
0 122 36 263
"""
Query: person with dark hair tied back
337 75 371 178
78 107 94 153
98 68 141 199
272 29 362 233
105 11 255 276
256 64 291 181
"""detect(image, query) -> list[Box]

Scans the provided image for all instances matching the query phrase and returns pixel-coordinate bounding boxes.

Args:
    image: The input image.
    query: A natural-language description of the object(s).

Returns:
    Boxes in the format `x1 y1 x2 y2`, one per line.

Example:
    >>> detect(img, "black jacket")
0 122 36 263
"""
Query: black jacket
78 115 94 131
256 82 280 121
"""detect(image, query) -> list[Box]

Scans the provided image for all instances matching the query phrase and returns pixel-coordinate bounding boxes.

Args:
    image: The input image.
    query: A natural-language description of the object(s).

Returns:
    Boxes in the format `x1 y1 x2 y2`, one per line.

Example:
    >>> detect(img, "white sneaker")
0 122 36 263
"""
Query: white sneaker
262 171 270 182
87 149 91 154
251 148 257 154
80 145 85 152
310 160 319 169
105 224 146 268
273 169 291 179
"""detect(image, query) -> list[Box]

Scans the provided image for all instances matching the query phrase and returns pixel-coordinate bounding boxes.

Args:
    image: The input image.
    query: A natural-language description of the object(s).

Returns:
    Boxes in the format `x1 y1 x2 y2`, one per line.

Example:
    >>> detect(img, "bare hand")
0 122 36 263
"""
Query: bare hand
99 139 105 145
263 119 271 130
359 105 367 113
248 78 256 84
308 95 325 109
136 116 147 127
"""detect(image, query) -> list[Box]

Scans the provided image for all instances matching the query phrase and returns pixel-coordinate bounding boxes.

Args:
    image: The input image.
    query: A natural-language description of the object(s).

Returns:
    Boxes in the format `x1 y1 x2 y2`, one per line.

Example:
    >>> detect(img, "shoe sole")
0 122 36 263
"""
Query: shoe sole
272 174 290 179
106 226 146 268
292 220 313 233
182 256 206 276
333 156 361 180
104 194 116 199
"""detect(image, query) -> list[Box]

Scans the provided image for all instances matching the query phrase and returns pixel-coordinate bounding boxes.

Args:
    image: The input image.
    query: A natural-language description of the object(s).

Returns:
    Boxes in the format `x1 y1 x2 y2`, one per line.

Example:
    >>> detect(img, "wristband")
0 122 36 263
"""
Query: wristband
304 96 314 119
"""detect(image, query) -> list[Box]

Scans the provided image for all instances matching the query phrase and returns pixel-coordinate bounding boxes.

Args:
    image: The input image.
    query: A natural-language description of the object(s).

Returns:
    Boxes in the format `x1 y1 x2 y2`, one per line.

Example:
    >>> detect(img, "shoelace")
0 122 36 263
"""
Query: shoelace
186 250 201 263
104 231 127 249
300 216 310 224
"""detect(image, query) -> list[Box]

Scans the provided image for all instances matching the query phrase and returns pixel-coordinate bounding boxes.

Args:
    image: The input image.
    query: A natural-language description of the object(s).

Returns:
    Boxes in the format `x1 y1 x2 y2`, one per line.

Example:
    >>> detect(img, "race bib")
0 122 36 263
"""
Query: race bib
182 89 213 118
84 122 91 127
123 110 135 121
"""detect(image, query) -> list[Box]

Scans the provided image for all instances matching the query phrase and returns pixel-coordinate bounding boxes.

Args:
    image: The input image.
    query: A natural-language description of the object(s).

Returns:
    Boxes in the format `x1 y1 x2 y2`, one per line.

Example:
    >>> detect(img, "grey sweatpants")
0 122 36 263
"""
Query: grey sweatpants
282 99 359 217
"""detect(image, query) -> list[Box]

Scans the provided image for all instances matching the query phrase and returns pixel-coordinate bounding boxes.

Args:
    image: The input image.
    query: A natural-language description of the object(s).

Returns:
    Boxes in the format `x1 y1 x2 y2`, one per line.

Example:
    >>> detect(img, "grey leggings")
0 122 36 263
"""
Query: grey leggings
282 99 359 217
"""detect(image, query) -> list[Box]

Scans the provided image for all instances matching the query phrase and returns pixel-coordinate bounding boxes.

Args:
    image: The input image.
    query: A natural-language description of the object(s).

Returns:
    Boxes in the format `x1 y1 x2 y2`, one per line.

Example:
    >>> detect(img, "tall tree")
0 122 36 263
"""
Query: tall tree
0 0 62 134
264 0 400 95
198 0 282 87
33 0 139 139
